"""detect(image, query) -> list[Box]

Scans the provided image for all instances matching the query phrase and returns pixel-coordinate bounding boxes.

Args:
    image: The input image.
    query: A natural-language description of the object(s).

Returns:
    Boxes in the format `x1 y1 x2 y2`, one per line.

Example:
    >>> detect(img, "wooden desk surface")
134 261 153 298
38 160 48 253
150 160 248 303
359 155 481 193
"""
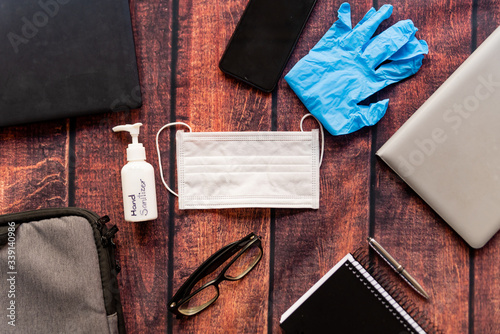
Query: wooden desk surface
1 0 499 333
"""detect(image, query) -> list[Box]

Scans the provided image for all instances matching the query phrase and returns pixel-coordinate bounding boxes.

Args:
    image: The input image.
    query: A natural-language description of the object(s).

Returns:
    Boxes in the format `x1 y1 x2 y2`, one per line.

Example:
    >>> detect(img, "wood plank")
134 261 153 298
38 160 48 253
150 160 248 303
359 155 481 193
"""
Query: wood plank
374 1 474 333
474 233 500 333
0 121 69 213
273 1 374 332
171 0 272 333
473 1 500 332
3 1 499 333
72 0 173 332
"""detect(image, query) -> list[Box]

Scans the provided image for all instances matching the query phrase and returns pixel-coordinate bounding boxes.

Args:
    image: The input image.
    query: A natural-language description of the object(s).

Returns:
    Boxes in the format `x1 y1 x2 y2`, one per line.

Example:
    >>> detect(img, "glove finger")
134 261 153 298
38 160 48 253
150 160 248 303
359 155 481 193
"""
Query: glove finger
389 38 428 61
350 99 389 131
341 4 393 50
354 7 377 29
375 54 425 84
353 55 424 104
337 2 352 29
312 2 352 52
361 20 418 69
315 99 388 136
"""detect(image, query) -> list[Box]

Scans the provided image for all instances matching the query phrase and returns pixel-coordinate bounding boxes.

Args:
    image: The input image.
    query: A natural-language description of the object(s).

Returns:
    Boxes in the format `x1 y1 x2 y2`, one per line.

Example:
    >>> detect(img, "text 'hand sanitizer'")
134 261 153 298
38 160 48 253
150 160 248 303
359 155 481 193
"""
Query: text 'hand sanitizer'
113 123 158 222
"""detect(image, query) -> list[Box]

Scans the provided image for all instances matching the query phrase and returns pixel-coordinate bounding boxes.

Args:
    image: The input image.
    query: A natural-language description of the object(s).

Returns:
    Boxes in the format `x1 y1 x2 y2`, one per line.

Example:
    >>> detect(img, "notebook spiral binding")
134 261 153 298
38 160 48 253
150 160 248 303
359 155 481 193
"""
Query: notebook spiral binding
352 248 442 334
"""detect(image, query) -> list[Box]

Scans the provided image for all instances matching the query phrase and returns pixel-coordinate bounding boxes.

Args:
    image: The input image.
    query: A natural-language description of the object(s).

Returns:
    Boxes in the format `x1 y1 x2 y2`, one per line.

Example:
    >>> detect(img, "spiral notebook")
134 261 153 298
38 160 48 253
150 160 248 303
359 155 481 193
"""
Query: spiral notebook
280 252 436 334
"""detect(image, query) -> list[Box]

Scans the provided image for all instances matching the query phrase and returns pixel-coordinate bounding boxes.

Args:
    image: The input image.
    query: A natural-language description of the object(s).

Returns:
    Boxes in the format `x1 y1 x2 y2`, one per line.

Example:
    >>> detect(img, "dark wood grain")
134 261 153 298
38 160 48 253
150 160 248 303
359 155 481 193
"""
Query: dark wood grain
0 121 69 212
375 1 474 333
171 1 272 333
273 1 375 333
1 0 500 333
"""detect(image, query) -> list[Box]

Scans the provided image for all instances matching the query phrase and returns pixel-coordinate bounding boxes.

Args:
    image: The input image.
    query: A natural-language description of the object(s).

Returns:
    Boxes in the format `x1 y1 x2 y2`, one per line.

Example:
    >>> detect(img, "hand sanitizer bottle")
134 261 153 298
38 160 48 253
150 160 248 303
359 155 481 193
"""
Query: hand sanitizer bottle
113 123 158 222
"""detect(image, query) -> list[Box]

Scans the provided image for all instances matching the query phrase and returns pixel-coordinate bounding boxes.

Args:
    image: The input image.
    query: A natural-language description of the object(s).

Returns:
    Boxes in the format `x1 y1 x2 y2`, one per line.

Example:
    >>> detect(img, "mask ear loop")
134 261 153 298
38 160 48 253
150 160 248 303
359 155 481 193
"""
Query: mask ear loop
155 122 192 197
300 113 324 167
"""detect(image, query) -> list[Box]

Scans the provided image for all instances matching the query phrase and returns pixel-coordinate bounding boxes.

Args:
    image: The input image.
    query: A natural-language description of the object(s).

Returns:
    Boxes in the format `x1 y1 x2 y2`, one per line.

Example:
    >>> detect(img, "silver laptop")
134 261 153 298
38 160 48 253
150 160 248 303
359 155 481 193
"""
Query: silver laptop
377 26 500 248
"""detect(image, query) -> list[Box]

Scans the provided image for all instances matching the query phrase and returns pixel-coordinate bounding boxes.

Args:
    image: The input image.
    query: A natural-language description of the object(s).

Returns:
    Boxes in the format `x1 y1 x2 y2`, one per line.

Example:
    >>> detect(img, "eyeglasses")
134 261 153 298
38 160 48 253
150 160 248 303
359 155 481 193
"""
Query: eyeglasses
168 233 263 317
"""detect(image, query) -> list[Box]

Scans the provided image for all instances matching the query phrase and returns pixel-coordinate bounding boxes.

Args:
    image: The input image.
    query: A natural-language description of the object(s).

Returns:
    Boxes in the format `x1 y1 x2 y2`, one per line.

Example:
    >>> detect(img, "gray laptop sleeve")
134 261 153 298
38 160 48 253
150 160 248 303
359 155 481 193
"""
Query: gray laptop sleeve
0 208 124 333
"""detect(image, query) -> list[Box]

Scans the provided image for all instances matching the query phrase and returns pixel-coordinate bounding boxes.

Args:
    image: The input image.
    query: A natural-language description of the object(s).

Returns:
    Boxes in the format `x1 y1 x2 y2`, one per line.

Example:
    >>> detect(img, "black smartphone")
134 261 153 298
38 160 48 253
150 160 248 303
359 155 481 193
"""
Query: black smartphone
219 0 317 93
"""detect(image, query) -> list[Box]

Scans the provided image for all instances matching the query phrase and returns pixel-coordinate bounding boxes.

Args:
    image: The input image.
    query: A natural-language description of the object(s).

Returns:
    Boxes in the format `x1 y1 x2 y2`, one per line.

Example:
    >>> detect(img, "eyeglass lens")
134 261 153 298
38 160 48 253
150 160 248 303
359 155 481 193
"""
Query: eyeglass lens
177 242 262 315
178 285 219 316
225 243 262 280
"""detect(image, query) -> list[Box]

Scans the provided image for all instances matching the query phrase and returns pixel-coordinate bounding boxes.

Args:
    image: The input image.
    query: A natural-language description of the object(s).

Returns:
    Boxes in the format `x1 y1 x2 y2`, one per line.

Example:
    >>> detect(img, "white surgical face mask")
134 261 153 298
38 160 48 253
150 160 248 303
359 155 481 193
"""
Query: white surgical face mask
156 114 324 209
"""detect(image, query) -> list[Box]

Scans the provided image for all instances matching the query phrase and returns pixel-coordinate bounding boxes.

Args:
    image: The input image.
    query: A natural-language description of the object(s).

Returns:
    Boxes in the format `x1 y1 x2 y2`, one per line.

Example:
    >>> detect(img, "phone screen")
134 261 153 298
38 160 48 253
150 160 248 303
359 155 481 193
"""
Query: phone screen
219 0 317 92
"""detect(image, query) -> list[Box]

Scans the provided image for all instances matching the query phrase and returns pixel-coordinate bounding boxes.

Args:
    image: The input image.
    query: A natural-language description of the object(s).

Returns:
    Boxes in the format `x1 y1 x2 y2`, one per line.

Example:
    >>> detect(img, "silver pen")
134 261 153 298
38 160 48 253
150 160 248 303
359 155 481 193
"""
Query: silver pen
367 237 429 299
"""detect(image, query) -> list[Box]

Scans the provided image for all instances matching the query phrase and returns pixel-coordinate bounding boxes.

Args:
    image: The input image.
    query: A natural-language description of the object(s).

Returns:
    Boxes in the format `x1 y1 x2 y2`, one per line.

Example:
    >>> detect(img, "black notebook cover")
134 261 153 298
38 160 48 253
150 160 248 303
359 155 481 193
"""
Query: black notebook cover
280 254 430 334
0 0 142 126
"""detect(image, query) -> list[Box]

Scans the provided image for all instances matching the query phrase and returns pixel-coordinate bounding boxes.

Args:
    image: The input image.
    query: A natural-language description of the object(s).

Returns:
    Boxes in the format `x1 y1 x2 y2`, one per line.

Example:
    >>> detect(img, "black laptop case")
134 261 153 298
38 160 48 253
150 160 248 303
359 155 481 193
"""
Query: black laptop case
0 0 142 126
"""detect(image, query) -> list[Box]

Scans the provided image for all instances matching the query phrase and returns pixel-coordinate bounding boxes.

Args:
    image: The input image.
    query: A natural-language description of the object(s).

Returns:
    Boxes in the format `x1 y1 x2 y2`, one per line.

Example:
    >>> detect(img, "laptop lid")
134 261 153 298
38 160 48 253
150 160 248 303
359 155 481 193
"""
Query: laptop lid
0 0 142 126
377 26 500 249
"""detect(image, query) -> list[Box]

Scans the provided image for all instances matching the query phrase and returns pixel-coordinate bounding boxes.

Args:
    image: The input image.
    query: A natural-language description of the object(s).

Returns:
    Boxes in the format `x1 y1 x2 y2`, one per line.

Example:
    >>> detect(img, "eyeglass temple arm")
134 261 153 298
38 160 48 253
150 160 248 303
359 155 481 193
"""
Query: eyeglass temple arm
178 234 256 297
192 234 255 278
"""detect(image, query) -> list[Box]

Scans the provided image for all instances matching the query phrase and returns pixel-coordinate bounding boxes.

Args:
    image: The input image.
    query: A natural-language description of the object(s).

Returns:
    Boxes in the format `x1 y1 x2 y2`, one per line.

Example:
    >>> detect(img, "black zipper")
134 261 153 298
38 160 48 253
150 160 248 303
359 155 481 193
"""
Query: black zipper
0 207 100 227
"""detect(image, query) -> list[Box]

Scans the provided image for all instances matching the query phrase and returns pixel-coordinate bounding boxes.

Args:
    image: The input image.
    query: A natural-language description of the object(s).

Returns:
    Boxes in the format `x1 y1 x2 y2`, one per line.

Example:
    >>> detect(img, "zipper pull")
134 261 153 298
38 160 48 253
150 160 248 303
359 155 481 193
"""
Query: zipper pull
115 261 122 274
101 225 119 247
95 216 110 232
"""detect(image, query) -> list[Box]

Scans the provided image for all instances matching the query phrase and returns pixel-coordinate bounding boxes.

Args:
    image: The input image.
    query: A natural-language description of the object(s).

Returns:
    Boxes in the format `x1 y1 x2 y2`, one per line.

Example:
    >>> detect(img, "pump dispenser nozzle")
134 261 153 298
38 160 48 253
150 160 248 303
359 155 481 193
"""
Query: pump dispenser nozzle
113 123 146 161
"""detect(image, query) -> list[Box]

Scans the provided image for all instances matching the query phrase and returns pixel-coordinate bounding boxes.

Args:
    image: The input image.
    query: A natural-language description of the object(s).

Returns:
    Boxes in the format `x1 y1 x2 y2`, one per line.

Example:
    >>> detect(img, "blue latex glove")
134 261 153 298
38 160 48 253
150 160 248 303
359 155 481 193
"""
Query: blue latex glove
285 3 428 135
